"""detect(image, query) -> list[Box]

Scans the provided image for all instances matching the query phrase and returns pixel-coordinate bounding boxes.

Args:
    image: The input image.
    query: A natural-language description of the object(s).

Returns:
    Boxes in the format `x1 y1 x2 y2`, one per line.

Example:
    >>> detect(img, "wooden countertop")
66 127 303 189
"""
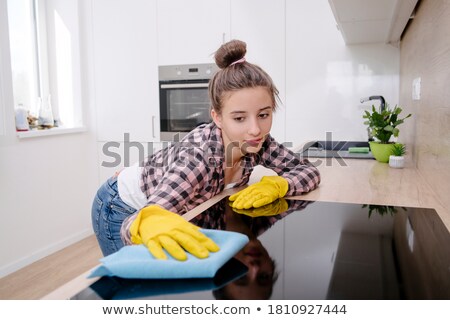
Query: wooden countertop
287 158 437 207
43 156 449 300
184 157 449 231
290 157 449 232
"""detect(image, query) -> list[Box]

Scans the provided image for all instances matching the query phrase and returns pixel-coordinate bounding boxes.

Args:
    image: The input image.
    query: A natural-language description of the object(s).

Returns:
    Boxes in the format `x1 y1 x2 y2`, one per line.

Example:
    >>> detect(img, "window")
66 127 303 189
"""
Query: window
7 0 83 131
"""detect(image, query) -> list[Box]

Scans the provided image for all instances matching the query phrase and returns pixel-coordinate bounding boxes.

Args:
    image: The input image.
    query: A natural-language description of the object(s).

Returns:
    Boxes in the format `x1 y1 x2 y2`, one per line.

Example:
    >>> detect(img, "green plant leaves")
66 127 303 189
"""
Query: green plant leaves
393 106 402 115
391 143 406 156
362 103 412 143
392 128 399 137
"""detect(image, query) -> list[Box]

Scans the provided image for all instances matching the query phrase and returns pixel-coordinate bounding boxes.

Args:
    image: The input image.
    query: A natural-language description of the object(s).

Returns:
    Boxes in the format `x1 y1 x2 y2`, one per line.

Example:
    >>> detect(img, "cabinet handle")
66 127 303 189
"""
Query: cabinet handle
222 33 226 44
152 116 156 138
161 83 209 89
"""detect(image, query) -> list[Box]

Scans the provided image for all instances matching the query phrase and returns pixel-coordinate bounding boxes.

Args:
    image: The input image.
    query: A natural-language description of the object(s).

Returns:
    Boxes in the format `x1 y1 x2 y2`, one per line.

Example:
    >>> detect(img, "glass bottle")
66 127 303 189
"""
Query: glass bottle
15 103 30 131
37 95 54 128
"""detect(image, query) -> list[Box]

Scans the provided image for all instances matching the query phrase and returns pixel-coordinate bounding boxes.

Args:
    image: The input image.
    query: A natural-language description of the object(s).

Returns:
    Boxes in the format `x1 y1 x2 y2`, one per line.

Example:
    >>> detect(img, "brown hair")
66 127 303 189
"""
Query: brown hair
208 39 280 114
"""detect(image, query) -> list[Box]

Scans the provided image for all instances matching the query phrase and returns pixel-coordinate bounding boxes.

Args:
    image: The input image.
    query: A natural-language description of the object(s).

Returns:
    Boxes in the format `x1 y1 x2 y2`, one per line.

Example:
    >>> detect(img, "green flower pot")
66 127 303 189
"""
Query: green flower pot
369 142 397 163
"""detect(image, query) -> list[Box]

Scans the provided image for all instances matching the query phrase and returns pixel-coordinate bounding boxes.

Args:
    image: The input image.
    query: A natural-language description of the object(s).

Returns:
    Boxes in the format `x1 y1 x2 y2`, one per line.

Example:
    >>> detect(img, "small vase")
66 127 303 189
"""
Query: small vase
369 141 395 163
37 95 54 128
389 155 405 168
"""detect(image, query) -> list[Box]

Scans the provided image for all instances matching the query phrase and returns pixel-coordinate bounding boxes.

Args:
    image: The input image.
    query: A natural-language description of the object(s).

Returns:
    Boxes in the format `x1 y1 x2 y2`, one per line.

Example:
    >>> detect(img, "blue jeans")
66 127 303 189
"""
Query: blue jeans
91 176 137 256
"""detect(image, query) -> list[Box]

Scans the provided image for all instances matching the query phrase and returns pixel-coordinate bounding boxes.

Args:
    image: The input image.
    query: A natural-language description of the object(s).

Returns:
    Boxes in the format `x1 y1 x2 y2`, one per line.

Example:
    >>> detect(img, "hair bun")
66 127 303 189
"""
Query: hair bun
214 39 247 69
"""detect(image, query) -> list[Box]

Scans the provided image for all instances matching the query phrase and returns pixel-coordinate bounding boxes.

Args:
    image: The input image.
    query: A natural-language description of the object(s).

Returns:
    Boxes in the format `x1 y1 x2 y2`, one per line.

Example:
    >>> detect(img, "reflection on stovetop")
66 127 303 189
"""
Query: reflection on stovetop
72 199 450 300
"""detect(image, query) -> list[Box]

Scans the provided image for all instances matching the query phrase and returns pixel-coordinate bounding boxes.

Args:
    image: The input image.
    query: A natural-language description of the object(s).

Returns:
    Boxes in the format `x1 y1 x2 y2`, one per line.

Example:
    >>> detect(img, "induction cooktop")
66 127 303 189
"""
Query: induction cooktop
72 198 450 300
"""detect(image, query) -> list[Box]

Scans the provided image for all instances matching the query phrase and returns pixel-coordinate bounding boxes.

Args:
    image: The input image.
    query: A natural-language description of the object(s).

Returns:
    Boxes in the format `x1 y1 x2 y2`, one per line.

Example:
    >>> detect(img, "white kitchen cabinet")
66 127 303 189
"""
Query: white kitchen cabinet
92 0 160 142
230 0 286 142
328 0 419 46
285 0 400 146
156 0 231 65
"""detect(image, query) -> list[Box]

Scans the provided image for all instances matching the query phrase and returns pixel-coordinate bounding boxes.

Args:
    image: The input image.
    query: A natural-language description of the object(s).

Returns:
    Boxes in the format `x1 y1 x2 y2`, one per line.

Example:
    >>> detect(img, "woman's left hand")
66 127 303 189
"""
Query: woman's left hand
229 176 288 209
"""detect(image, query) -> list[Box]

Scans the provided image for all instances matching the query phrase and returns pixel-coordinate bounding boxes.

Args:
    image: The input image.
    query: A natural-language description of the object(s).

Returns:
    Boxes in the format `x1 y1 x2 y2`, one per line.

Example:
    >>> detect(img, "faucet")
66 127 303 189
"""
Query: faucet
360 95 386 142
360 95 386 113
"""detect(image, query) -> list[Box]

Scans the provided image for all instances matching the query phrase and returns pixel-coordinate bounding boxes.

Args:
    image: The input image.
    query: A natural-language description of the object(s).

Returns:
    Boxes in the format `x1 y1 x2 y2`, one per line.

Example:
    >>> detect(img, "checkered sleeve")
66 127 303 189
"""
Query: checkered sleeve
261 137 321 196
145 148 211 212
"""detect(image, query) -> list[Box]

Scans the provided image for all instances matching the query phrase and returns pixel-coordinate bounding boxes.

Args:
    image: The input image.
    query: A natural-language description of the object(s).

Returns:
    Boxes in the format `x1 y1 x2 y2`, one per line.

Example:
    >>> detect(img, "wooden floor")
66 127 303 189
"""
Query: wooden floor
0 235 102 300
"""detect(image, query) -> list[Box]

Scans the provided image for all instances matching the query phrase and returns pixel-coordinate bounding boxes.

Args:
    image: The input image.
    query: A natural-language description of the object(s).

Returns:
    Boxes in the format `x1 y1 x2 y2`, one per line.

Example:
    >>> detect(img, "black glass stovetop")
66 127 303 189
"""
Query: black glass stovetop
72 198 450 300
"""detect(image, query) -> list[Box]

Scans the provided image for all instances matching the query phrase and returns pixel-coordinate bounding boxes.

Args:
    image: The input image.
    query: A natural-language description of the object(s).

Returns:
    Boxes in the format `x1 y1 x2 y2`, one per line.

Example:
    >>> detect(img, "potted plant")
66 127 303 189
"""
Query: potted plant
389 143 406 168
363 104 411 163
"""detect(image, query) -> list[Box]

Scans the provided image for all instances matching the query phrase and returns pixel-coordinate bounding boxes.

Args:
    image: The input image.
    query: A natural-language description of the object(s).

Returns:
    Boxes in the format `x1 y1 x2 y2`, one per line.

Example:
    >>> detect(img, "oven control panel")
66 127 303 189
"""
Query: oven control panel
159 63 218 81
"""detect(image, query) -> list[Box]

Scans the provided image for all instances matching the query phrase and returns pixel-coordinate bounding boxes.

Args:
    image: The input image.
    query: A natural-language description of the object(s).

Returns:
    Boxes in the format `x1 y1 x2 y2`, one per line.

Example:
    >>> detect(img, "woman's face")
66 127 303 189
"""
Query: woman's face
211 87 273 156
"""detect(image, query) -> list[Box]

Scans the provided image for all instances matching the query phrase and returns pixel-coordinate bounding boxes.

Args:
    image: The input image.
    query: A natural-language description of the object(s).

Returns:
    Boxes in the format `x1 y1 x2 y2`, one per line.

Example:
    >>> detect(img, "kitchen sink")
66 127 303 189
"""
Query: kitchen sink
299 140 375 159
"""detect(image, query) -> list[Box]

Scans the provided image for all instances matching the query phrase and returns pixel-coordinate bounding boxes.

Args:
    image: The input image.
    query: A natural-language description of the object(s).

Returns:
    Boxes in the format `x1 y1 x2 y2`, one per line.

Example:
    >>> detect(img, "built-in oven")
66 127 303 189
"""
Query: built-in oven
159 63 218 141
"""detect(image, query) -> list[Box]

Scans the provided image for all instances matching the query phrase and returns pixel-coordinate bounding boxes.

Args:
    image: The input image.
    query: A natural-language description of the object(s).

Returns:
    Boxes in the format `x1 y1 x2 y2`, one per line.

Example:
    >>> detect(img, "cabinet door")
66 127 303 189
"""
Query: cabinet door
92 0 159 142
230 0 286 142
285 0 400 146
157 0 231 65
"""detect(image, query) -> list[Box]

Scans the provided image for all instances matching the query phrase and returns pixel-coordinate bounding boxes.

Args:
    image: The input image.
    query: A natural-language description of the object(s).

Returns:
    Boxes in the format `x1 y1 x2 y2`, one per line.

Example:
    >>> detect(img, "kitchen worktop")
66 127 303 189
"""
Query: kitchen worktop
43 156 449 299
185 156 448 230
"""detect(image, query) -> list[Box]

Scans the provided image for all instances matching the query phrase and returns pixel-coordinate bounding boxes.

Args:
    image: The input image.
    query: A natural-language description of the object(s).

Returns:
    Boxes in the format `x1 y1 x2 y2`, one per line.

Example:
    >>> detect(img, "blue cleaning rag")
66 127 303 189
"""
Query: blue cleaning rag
89 229 249 279
90 258 248 299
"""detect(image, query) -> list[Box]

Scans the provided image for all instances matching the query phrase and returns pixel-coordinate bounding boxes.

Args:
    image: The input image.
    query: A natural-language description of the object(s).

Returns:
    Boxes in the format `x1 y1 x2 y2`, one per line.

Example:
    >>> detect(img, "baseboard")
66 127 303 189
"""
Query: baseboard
0 229 94 278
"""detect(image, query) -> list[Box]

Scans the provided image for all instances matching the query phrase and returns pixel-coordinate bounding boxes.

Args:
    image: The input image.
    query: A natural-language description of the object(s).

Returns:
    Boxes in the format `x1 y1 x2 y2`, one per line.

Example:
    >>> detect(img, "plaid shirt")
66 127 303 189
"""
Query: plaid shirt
121 122 320 244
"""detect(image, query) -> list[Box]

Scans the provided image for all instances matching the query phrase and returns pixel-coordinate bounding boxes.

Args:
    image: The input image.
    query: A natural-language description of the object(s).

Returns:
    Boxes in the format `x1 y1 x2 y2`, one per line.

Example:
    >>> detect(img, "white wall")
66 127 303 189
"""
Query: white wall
0 0 99 277
286 0 399 146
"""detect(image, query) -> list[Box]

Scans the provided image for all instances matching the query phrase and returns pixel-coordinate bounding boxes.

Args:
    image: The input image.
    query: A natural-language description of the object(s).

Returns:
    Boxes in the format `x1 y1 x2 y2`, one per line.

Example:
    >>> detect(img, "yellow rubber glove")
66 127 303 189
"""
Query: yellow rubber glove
129 205 220 261
231 198 289 217
229 176 289 209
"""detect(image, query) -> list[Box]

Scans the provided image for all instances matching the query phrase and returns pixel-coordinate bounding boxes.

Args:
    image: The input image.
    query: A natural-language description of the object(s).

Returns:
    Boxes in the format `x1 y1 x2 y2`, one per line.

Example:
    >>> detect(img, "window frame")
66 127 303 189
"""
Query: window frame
5 0 85 137
34 0 51 106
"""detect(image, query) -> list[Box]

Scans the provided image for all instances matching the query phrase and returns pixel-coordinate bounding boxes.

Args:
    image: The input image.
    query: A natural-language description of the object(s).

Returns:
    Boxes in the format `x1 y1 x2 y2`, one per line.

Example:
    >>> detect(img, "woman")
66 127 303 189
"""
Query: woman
92 39 320 260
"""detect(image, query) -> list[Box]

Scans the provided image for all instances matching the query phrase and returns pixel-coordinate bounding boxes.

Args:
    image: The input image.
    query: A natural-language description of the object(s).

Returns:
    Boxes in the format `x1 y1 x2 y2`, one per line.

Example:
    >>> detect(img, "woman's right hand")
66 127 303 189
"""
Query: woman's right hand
130 205 220 261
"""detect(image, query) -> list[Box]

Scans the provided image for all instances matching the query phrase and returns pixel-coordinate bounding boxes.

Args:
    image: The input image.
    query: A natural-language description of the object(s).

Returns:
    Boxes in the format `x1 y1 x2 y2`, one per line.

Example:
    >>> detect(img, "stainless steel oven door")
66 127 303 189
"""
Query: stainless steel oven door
159 80 211 141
